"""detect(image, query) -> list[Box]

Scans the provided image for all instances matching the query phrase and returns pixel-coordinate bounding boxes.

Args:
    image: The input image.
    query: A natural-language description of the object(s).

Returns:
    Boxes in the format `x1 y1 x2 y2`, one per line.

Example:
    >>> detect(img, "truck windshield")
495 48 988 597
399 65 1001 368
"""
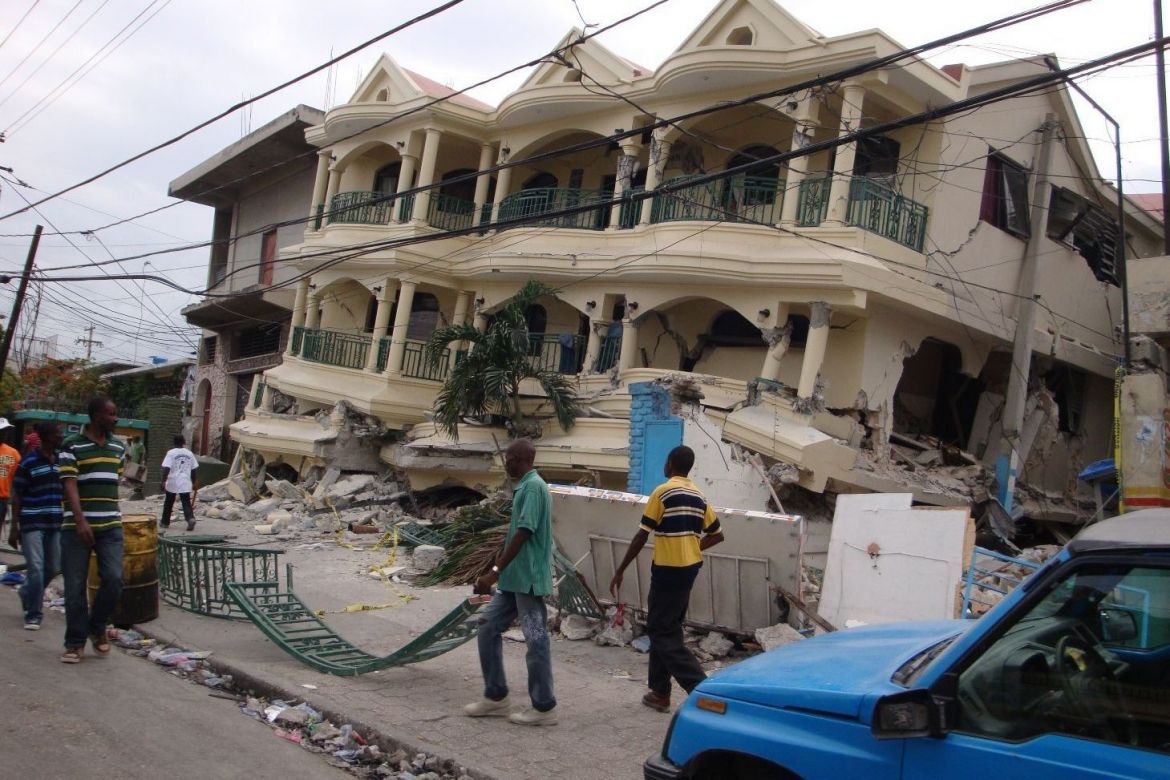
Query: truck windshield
893 634 959 687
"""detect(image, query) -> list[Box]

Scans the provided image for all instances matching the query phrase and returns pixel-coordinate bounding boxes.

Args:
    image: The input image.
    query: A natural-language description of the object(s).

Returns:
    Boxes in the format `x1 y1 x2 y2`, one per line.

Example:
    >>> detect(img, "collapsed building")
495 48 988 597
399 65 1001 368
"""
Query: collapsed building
173 0 1164 548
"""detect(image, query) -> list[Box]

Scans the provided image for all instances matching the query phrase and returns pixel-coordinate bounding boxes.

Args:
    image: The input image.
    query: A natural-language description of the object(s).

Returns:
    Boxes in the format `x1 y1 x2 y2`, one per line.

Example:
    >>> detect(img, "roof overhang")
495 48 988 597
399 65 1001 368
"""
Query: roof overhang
182 289 291 329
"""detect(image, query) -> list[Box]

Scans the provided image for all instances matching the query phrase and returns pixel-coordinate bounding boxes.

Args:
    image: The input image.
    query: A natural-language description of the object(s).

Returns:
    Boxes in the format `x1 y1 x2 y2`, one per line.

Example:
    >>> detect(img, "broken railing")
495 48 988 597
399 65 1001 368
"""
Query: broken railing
158 535 285 620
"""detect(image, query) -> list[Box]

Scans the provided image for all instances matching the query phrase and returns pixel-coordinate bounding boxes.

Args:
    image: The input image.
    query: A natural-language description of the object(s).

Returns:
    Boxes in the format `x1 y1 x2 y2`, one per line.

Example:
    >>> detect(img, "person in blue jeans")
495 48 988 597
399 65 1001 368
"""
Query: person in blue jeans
59 397 126 664
9 422 65 631
464 438 557 726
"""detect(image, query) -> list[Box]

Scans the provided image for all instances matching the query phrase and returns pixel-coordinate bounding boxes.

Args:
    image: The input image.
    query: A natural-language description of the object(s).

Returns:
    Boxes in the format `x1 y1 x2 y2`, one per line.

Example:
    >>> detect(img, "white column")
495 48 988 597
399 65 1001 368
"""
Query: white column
286 279 311 356
393 153 418 224
583 318 607 372
609 141 640 229
473 310 488 332
364 280 395 372
260 384 274 411
618 315 638 371
826 83 866 225
639 133 672 226
758 304 792 381
384 280 417 376
309 152 331 229
489 149 513 228
471 143 495 227
325 166 341 203
411 128 442 224
449 290 472 369
779 100 821 227
796 302 830 400
304 290 322 329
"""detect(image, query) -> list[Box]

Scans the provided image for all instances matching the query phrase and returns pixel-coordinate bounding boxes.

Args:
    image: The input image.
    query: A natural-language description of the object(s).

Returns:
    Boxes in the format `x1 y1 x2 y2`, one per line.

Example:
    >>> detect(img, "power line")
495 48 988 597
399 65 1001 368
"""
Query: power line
0 1 43 54
0 0 112 112
0 0 83 93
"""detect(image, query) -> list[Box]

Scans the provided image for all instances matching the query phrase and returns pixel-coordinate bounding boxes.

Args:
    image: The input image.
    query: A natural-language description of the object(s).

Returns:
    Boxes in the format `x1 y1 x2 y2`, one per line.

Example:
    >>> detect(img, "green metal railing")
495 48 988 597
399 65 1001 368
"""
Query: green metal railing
478 202 493 230
650 175 781 225
252 379 266 408
618 187 643 229
299 328 371 370
328 191 394 225
846 177 929 251
796 175 929 251
290 325 305 355
528 333 585 373
313 204 325 230
375 336 391 372
497 187 609 231
397 194 415 223
594 333 621 372
159 535 284 620
402 339 450 381
427 193 477 231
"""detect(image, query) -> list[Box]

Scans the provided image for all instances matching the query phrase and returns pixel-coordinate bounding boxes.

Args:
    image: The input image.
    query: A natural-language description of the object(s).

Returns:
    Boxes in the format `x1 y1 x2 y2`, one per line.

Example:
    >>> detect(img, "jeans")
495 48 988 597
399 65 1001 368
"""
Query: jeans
477 589 556 711
646 580 707 697
161 492 194 527
61 527 123 649
18 528 61 623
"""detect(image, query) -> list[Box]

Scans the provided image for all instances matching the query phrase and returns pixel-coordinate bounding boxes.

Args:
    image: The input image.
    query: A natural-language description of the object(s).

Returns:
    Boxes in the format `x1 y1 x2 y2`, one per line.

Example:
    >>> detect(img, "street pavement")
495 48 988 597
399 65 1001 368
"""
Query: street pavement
0 577 351 780
121 504 690 780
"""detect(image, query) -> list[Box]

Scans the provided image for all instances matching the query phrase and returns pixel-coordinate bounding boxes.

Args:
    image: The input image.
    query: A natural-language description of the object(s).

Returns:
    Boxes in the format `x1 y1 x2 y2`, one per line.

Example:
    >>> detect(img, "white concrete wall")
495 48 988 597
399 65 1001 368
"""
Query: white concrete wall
682 411 773 512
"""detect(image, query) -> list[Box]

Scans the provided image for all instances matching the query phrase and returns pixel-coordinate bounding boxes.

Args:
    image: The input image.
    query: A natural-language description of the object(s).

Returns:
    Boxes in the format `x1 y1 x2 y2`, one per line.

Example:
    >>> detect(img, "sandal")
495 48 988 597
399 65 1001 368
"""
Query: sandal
90 634 111 656
61 647 84 664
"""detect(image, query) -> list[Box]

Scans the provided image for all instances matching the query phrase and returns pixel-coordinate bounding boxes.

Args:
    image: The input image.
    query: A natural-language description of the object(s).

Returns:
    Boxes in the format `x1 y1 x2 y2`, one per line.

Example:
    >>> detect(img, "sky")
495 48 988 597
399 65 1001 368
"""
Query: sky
0 0 1164 366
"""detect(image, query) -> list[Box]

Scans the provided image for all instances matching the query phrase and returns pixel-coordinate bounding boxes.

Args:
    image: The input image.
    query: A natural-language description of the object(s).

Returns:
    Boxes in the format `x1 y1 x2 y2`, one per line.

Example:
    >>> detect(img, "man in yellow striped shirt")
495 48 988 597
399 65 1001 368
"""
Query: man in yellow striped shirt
610 446 724 712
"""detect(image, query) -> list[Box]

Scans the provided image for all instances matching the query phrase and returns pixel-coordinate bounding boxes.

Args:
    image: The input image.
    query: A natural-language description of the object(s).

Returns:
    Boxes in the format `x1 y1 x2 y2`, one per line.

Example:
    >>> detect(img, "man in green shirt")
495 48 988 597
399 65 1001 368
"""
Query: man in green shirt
58 396 126 664
464 438 557 726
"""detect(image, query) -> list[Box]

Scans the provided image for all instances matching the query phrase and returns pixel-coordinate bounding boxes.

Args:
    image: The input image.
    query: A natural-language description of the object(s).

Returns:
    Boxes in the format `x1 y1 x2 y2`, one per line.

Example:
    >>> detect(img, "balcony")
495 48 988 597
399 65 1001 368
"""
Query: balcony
797 175 929 252
650 175 781 226
297 327 371 370
328 191 395 225
528 333 585 374
402 339 450 381
498 188 610 231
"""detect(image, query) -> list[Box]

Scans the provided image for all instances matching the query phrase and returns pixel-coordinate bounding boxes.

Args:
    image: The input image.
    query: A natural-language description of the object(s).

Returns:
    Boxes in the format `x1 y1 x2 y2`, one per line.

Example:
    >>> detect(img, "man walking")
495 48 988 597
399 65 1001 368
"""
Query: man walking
0 418 22 545
610 445 724 712
59 397 126 664
10 422 65 631
160 434 198 531
464 438 557 726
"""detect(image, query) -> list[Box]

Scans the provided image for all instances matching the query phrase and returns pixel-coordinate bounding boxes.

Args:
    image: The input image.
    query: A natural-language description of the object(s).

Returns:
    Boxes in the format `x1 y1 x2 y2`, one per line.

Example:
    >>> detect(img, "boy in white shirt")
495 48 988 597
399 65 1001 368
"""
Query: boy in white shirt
160 435 199 531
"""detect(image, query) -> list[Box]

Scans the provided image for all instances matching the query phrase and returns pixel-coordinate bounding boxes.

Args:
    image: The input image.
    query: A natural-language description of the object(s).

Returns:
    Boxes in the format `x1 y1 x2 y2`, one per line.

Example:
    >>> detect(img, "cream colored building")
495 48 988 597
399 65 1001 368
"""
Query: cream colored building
231 0 1163 514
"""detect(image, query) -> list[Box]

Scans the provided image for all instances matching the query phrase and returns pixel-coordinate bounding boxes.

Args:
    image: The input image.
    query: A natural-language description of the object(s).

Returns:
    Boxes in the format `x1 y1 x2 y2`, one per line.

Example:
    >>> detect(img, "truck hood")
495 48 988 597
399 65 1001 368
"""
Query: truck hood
699 621 968 719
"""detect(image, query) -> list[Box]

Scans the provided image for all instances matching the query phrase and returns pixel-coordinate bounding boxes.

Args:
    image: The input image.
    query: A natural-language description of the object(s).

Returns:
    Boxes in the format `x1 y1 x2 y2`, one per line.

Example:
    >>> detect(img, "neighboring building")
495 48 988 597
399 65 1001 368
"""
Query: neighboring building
229 0 1162 528
102 358 195 417
171 105 325 460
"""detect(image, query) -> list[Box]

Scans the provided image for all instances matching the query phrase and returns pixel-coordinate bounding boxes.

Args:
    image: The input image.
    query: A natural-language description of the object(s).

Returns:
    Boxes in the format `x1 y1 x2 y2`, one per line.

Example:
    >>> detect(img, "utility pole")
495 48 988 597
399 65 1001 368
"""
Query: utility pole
76 324 102 361
0 224 42 378
1156 0 1170 253
995 116 1057 513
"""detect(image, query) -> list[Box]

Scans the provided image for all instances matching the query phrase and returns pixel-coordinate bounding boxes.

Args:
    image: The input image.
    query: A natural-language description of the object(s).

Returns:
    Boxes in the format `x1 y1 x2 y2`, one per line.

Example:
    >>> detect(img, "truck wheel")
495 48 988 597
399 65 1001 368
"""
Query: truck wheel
692 752 800 780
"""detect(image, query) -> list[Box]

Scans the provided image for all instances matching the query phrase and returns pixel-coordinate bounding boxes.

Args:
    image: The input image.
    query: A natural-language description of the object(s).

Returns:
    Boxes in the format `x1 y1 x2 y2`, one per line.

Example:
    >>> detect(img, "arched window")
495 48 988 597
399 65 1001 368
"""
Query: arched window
708 310 764 346
726 26 754 45
563 69 583 82
523 171 558 189
439 168 477 203
375 88 390 102
374 162 401 196
407 292 440 341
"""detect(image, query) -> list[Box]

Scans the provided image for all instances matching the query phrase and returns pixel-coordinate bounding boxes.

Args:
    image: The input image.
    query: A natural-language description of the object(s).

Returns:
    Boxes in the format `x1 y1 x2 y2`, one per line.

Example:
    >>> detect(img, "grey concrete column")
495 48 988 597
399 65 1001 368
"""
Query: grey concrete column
779 100 821 227
364 279 395 372
639 134 672 225
826 83 866 225
796 301 831 400
394 154 418 223
472 143 494 227
411 128 442 224
384 280 417 376
609 141 641 229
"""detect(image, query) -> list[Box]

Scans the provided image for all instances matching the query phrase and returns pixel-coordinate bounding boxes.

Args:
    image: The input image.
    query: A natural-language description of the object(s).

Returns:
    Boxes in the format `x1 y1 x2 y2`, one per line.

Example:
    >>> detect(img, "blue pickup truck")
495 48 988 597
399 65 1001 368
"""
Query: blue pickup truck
646 509 1170 779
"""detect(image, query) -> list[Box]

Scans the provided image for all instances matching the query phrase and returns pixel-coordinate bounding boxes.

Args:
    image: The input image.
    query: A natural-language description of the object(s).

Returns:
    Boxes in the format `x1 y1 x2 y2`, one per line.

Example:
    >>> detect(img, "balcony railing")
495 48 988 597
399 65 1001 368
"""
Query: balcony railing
375 336 391 373
290 325 305 355
402 339 449 382
427 193 477 232
796 175 929 251
617 187 643 230
594 334 621 372
328 191 394 225
299 328 371 370
528 333 585 374
397 194 414 223
650 175 782 226
498 188 609 231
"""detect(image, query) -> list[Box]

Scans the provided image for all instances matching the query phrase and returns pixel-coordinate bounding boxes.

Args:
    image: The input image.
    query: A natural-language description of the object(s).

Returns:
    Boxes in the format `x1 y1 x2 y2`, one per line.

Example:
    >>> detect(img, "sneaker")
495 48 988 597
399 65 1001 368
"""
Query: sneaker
642 691 671 712
60 647 83 664
23 620 41 631
463 696 511 717
508 707 558 726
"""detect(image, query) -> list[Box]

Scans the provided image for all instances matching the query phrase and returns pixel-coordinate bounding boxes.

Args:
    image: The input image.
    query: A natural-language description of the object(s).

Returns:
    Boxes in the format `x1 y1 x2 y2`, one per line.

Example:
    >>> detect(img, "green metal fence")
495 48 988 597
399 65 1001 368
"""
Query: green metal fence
796 175 832 226
328 191 394 225
300 328 371 370
846 176 929 251
594 333 621 372
402 339 450 381
617 187 643 229
396 194 414 223
651 175 781 225
158 535 284 620
375 336 391 372
252 379 266 408
528 333 584 373
427 193 477 231
290 326 305 356
497 187 609 231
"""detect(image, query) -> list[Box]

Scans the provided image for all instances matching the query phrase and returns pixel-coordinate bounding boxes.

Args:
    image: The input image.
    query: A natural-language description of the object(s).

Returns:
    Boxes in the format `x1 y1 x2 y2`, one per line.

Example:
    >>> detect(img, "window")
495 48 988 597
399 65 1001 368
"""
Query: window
374 162 401 196
200 336 218 366
236 325 281 358
1047 186 1120 286
726 26 754 45
259 229 276 287
209 208 231 287
980 152 1031 237
853 135 901 180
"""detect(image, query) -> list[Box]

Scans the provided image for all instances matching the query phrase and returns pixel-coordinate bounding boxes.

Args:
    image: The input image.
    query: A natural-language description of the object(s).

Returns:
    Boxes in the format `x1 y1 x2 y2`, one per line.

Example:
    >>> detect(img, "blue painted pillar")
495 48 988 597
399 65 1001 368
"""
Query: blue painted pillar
628 382 681 494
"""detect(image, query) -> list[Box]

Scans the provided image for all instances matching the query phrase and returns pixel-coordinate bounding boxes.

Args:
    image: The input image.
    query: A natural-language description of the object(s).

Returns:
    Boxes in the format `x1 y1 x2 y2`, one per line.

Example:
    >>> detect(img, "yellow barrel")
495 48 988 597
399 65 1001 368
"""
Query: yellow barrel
87 514 159 626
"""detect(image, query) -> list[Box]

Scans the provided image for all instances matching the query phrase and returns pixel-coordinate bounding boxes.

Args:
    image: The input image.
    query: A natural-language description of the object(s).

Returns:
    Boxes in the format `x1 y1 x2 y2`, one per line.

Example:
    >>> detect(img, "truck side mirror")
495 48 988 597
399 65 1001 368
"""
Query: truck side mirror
872 689 940 740
1099 607 1139 643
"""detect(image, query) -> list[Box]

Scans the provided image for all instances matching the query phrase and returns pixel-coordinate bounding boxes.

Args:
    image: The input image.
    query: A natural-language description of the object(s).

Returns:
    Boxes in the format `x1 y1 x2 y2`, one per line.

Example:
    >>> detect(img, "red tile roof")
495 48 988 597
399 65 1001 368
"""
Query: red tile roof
404 68 493 112
1130 193 1166 222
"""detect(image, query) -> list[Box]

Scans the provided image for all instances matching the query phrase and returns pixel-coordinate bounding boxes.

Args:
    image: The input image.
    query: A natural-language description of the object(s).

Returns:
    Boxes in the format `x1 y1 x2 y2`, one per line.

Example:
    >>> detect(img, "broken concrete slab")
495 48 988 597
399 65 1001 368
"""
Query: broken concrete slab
559 613 598 641
311 467 341 502
227 474 258 504
247 498 282 518
754 622 804 652
327 474 377 499
411 545 446 573
266 510 293 532
197 479 231 503
698 632 734 659
265 479 302 500
254 524 277 535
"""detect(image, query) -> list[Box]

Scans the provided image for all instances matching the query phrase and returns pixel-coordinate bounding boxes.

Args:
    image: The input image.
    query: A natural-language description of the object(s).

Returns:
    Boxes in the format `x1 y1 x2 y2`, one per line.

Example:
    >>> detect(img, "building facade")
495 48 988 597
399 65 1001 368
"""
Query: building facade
223 0 1162 523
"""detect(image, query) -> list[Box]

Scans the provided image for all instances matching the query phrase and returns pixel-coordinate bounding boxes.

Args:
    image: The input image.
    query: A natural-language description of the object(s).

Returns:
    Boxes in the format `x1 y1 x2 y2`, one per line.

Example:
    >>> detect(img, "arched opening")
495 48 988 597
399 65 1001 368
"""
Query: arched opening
374 162 401 195
439 168 477 203
388 291 442 341
523 171 558 189
726 26 754 45
893 338 982 446
524 304 548 356
318 279 375 333
724 145 782 216
563 69 583 83
708 310 764 345
375 88 390 102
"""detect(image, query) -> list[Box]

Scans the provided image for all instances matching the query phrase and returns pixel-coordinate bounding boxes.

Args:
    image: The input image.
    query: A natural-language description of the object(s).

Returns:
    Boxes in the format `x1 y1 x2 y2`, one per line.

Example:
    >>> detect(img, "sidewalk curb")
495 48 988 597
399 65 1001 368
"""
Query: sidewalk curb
134 621 499 780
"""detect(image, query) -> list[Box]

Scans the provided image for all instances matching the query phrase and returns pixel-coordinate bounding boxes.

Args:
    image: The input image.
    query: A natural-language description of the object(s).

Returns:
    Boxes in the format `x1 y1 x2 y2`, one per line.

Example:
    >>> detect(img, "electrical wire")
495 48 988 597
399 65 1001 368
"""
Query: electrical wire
0 0 111 112
0 1 43 55
0 0 83 93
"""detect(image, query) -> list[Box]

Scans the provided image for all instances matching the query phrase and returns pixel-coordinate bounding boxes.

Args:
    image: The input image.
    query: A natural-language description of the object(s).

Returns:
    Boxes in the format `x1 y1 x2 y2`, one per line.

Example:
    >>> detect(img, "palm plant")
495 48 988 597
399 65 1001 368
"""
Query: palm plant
424 280 580 440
